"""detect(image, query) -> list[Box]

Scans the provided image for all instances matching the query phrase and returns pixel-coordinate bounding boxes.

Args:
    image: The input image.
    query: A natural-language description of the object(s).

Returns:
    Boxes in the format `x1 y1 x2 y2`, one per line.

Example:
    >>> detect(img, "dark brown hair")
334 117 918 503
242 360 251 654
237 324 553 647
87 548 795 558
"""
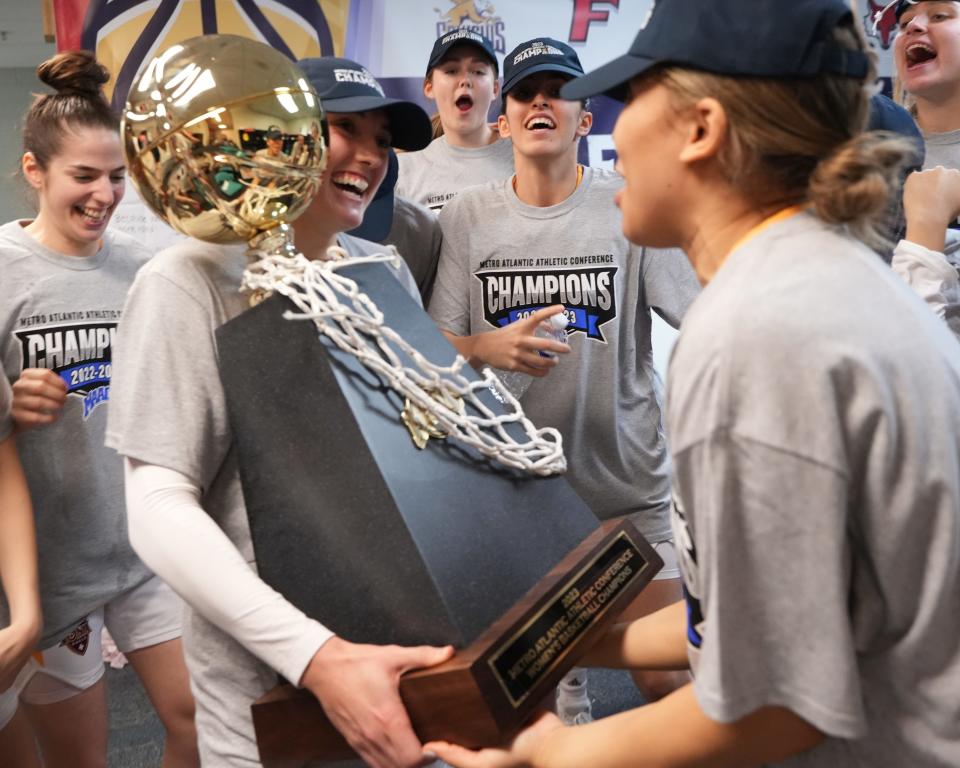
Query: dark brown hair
23 50 117 169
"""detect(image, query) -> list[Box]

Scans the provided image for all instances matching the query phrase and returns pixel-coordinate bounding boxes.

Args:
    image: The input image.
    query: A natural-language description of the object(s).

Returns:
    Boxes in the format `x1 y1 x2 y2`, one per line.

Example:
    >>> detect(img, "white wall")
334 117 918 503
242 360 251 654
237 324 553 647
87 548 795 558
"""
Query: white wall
0 68 42 222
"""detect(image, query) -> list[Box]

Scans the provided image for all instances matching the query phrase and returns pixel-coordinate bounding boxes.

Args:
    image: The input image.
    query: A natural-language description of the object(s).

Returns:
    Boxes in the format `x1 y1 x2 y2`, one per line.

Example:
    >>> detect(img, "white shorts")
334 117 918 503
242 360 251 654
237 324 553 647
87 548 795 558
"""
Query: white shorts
0 575 183 727
651 539 680 581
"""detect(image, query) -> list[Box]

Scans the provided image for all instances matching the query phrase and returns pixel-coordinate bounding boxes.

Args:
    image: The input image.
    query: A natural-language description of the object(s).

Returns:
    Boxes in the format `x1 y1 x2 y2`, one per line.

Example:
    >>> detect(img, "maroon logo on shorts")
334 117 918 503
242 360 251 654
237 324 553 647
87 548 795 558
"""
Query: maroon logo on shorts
59 618 92 656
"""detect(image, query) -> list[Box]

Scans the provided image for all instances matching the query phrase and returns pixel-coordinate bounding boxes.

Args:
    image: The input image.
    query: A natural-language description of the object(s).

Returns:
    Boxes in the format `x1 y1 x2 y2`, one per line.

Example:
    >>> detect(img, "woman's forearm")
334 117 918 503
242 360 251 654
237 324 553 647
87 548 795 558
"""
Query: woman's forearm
0 437 41 635
582 600 688 670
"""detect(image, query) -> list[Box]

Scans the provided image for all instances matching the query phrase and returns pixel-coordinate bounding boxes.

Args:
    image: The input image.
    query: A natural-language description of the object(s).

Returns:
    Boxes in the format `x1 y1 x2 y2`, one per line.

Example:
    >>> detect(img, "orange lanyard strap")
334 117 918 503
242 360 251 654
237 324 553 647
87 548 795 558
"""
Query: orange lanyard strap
729 204 806 254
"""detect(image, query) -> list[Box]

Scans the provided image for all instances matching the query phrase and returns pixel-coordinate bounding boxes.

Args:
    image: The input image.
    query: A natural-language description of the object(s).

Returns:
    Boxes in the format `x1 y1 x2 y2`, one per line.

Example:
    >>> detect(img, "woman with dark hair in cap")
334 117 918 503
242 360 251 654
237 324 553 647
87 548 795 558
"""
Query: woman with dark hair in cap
106 58 452 768
396 29 514 213
428 35 700 723
425 1 960 766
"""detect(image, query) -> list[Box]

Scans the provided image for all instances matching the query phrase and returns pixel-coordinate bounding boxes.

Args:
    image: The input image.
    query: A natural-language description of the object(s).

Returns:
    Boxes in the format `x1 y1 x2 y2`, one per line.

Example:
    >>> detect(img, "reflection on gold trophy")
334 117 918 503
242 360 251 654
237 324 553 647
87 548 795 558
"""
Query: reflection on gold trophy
121 34 326 253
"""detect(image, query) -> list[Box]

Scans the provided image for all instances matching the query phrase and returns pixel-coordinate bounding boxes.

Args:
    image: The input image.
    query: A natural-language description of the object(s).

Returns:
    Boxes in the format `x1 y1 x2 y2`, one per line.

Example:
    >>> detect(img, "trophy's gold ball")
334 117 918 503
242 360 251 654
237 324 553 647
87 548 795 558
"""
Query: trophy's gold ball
121 35 326 244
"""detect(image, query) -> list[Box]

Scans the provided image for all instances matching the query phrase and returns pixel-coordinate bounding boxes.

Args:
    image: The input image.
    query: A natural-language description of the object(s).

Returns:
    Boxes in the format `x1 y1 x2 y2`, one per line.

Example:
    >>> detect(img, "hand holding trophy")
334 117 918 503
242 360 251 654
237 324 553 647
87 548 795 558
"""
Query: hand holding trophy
120 35 663 767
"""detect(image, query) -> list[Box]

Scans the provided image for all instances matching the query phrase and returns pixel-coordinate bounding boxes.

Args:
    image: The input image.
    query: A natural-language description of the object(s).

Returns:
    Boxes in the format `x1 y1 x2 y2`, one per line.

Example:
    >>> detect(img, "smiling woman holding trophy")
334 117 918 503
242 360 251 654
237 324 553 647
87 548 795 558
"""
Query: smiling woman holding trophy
108 34 664 768
106 36 452 767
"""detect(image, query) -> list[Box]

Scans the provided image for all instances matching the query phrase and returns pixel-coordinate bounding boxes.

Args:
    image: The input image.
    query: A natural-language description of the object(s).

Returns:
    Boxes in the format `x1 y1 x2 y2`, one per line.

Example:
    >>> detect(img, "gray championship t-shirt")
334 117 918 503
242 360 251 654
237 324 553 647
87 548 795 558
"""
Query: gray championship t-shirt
396 134 515 213
923 127 960 170
429 167 700 541
669 211 960 767
106 234 420 765
0 221 152 646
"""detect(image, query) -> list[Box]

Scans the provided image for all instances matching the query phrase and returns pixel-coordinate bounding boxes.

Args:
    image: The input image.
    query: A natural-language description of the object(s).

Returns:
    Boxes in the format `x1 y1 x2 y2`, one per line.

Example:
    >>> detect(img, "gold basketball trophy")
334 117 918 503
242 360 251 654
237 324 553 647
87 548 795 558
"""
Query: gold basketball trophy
122 35 662 767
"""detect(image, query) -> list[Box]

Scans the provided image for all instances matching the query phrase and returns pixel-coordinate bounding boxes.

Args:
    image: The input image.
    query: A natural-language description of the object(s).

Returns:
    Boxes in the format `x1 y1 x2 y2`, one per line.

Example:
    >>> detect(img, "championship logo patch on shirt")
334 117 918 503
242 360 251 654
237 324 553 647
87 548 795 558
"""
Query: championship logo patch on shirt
59 617 93 656
475 259 618 341
14 313 120 420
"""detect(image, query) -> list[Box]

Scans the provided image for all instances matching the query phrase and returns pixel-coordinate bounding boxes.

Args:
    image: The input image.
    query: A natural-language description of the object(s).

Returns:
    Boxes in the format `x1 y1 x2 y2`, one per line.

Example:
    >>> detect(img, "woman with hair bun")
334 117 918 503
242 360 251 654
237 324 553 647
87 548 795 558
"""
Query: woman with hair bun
0 51 198 767
426 1 960 767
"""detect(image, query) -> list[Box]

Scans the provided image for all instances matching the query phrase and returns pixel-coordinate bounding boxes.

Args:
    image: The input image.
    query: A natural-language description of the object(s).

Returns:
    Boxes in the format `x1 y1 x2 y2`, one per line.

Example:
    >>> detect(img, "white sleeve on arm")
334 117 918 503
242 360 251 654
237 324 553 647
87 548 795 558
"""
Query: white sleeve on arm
892 239 960 320
124 458 333 685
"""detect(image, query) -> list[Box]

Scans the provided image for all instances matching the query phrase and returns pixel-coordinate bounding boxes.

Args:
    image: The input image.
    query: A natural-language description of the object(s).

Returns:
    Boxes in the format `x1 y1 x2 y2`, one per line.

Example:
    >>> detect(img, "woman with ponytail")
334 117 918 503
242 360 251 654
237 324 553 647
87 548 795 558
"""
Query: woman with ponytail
0 51 198 767
426 2 960 767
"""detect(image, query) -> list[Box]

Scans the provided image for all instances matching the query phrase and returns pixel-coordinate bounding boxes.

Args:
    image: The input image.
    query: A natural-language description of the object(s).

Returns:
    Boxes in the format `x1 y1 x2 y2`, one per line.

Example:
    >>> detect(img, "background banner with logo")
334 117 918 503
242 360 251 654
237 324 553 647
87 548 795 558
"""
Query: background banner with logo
48 0 902 372
53 0 900 172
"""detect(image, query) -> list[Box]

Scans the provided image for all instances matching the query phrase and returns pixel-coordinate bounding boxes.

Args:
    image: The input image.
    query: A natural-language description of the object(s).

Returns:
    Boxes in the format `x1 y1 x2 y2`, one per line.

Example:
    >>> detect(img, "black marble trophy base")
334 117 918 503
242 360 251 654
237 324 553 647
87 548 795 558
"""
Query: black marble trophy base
215 260 661 765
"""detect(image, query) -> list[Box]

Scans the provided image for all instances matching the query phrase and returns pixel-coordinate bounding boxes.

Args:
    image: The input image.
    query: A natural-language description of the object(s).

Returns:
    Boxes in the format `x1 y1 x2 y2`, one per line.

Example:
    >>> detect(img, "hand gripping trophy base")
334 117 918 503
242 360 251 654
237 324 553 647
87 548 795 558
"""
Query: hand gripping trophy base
251 519 662 768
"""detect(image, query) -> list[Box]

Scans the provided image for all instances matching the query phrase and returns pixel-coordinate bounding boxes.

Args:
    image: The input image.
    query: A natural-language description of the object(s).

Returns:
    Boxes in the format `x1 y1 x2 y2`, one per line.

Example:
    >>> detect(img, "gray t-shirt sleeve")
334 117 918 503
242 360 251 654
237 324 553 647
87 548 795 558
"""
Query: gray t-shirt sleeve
385 196 442 301
427 201 472 335
106 268 232 489
675 428 866 740
393 249 423 308
0 375 11 442
641 247 701 329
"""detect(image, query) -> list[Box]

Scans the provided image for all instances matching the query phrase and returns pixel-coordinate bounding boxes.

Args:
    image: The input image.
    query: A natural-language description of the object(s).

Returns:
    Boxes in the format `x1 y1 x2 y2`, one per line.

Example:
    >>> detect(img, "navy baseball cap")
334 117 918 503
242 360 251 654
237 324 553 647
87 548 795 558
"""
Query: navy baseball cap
348 149 398 242
867 93 924 169
893 1 945 21
298 57 431 151
427 28 498 76
502 38 584 95
561 0 870 103
265 125 282 140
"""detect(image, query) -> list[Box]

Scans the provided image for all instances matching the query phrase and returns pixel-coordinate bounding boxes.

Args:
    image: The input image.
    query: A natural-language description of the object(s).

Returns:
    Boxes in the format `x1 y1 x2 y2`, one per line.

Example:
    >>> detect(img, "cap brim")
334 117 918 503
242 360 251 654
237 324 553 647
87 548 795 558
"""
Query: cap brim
321 95 432 151
503 63 586 95
560 53 656 102
428 40 498 74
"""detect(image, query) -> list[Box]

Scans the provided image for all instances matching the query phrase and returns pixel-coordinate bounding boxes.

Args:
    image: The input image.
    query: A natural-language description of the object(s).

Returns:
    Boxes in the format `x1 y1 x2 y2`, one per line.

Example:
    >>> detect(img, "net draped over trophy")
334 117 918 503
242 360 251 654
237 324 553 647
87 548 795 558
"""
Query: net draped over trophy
121 33 567 475
120 35 663 768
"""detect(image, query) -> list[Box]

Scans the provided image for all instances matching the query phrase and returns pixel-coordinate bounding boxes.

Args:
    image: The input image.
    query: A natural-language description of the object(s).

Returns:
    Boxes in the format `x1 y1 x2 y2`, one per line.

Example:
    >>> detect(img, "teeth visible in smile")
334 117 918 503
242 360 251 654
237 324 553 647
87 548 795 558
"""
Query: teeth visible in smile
525 116 556 130
78 207 108 223
331 172 368 195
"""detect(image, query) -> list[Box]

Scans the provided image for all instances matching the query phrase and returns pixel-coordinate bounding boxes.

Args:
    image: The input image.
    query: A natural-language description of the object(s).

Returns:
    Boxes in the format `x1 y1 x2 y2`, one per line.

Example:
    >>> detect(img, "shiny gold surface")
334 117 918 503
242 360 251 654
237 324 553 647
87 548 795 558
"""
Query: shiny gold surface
121 35 326 244
401 390 465 449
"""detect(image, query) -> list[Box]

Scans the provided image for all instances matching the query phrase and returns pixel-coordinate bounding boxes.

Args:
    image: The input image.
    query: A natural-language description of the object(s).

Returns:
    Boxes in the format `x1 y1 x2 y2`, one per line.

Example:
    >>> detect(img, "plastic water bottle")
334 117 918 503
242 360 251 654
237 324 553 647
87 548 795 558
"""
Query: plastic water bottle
495 312 569 400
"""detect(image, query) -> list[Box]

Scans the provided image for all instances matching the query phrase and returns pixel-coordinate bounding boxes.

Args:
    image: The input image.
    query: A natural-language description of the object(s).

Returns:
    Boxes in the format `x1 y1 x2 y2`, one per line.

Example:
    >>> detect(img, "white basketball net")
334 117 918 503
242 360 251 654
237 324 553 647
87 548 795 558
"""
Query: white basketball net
242 247 567 476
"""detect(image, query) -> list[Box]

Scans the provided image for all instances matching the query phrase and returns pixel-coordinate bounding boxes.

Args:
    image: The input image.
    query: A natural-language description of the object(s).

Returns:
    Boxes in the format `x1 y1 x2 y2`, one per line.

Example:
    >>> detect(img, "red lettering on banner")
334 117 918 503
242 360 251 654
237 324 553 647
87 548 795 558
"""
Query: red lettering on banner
569 0 620 43
53 0 92 51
